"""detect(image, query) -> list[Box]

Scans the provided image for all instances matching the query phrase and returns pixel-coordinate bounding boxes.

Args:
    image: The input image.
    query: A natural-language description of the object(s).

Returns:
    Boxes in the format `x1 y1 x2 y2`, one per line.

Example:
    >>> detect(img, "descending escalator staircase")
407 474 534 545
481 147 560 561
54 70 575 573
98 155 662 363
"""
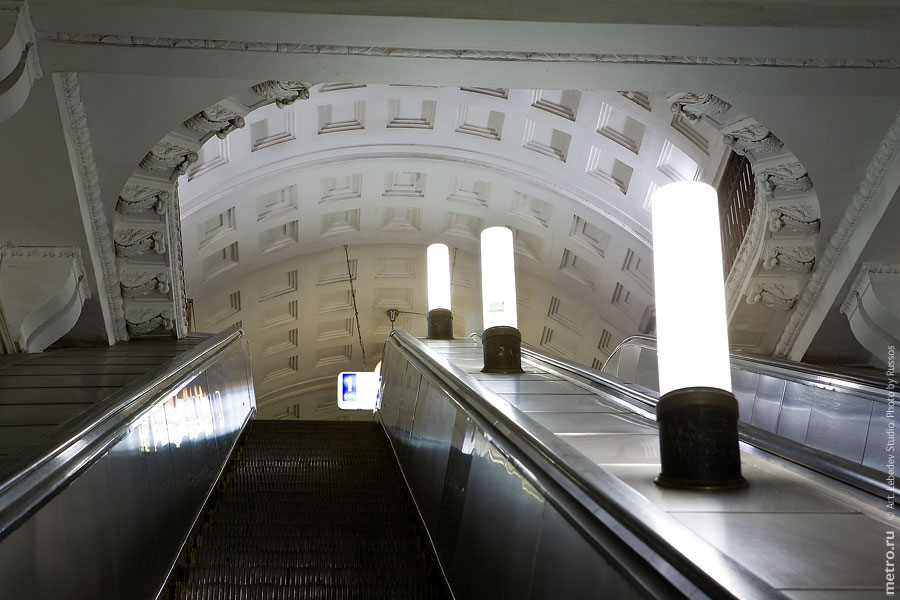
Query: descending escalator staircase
167 420 452 600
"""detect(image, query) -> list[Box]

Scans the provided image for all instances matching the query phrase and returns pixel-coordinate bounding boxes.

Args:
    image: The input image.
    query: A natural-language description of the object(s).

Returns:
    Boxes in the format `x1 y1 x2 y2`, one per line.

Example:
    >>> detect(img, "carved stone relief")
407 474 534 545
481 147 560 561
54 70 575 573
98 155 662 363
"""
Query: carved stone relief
667 92 732 122
746 282 799 311
769 204 821 234
117 182 171 215
184 103 246 139
120 269 170 297
252 81 311 108
757 162 813 194
762 244 816 273
114 227 166 257
125 304 174 336
114 80 311 338
139 141 199 174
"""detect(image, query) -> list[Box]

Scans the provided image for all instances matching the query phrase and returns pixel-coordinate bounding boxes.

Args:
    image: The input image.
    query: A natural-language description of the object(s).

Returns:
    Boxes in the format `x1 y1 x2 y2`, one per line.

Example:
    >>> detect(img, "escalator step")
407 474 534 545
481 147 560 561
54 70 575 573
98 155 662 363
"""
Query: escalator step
168 420 450 600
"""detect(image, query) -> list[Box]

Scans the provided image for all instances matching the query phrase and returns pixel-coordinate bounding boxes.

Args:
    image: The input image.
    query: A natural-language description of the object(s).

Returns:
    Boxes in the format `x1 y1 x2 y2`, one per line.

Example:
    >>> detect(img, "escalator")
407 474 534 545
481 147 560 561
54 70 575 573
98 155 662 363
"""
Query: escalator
168 420 450 600
3 327 896 599
596 334 893 478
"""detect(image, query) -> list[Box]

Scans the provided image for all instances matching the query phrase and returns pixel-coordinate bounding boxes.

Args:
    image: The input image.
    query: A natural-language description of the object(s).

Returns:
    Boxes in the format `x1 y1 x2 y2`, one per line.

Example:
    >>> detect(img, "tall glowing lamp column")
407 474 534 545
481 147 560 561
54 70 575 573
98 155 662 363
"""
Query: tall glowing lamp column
480 227 523 373
651 181 747 489
426 243 453 339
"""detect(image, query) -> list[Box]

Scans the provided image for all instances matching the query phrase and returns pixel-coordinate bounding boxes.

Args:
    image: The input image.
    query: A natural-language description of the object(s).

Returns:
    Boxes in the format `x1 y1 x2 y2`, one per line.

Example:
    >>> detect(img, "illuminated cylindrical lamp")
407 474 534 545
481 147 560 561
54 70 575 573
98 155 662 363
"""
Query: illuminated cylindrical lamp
426 243 454 339
480 226 523 373
651 181 747 490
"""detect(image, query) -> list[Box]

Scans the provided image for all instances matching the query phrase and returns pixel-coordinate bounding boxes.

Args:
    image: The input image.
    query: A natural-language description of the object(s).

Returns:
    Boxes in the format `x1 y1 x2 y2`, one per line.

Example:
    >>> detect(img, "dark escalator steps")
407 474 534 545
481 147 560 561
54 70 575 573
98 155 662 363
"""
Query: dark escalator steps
168 420 451 600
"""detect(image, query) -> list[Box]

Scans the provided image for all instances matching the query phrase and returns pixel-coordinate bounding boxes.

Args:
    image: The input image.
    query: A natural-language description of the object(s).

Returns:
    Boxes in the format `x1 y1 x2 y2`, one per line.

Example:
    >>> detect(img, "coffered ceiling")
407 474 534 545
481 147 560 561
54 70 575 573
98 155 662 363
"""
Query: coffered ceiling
176 84 728 418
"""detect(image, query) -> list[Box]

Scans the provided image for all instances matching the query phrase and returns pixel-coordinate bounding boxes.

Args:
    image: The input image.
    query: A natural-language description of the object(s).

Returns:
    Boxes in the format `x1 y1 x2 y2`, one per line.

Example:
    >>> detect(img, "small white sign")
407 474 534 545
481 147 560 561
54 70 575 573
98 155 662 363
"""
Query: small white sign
337 372 382 410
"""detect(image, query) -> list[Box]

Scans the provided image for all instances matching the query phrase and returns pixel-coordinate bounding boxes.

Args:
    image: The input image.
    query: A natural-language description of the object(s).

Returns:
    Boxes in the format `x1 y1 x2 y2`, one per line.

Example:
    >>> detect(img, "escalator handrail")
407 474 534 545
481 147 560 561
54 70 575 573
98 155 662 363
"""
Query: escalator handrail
389 330 775 600
612 334 891 397
0 328 248 541
521 344 894 500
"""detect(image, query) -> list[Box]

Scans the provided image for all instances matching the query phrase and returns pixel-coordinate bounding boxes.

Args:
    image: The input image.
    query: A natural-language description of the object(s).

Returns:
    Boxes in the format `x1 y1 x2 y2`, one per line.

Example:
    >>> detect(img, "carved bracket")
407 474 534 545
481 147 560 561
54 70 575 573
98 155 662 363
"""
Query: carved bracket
115 227 166 257
184 102 246 139
762 244 816 274
757 161 813 194
139 141 198 175
251 81 311 108
746 282 799 311
721 117 784 156
120 269 170 297
769 204 821 234
117 182 171 215
125 304 174 336
666 92 731 122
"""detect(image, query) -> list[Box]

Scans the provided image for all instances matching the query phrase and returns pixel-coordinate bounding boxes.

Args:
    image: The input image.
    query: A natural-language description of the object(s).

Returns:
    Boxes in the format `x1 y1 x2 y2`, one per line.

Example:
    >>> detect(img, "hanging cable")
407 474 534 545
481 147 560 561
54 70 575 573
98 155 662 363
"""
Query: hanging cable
344 244 368 370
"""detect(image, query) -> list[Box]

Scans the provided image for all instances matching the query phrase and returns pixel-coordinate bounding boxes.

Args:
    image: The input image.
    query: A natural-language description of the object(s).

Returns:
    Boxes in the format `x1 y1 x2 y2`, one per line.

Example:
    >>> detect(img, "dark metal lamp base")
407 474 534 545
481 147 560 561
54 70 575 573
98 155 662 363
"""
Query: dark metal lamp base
427 309 453 339
654 386 748 490
481 325 523 373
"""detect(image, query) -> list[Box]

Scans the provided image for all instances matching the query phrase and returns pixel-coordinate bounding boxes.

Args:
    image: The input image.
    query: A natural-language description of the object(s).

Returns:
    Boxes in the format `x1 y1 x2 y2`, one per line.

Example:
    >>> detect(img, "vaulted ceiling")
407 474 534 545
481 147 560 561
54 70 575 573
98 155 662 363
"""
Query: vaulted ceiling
177 85 728 418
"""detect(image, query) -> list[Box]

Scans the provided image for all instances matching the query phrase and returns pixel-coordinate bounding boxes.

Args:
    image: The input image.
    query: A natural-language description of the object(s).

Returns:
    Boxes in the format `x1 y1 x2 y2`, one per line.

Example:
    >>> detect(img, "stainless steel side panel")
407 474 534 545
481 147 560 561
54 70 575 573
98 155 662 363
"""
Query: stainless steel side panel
777 381 814 443
449 430 545 600
529 504 643 600
379 337 687 600
750 375 786 432
805 390 872 463
405 381 456 529
0 336 255 600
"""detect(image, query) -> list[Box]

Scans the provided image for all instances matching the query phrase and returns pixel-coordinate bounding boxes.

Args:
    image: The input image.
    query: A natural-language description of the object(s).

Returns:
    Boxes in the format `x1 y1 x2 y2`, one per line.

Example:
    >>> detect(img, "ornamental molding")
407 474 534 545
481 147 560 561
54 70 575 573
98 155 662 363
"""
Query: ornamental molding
114 227 166 257
53 72 128 342
139 138 199 175
667 92 732 122
35 32 900 69
117 179 172 215
125 303 174 336
762 243 816 274
251 81 310 108
183 99 246 140
746 281 799 311
768 203 821 234
839 262 900 316
775 108 900 357
114 80 310 338
668 92 822 355
119 268 170 297
757 161 813 194
721 118 784 156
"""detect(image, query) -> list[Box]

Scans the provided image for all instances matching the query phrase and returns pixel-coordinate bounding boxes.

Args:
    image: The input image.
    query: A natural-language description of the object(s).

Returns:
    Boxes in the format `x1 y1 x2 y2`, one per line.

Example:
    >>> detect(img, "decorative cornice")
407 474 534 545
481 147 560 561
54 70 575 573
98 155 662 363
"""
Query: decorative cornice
36 32 900 69
775 108 900 357
839 262 900 316
53 72 128 342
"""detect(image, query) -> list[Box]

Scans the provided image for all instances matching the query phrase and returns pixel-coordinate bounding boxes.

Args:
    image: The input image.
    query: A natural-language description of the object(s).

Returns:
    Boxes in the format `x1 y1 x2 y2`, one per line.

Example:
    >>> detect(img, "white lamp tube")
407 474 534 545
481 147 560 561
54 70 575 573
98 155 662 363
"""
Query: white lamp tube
480 227 518 330
426 243 452 312
651 181 732 395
